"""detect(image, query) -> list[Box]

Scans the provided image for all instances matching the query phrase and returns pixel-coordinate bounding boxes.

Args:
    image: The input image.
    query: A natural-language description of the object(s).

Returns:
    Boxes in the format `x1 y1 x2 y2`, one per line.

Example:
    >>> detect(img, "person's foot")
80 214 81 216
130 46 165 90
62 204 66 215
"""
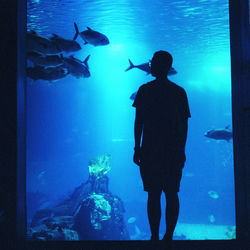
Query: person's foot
162 234 173 249
150 235 159 241
147 236 160 249
162 233 173 241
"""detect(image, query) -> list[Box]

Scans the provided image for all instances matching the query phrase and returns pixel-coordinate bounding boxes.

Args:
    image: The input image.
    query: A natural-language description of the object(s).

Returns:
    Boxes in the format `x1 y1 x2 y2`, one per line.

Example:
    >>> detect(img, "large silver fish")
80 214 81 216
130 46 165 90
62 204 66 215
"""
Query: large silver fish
27 65 68 81
27 51 63 67
61 55 90 78
50 34 82 53
73 22 109 46
204 125 233 142
26 30 62 55
125 59 177 75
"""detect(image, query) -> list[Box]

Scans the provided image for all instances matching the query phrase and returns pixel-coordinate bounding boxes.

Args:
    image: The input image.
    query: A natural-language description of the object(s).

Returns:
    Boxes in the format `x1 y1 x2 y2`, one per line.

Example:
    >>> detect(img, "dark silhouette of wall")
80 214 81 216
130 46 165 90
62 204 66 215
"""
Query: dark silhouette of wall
229 0 250 242
0 0 26 249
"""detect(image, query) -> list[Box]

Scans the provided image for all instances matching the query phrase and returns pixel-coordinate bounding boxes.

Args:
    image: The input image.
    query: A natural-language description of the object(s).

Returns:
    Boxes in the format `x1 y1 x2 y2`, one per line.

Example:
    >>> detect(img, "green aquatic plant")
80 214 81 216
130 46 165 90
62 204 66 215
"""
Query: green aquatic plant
225 225 236 239
88 154 111 179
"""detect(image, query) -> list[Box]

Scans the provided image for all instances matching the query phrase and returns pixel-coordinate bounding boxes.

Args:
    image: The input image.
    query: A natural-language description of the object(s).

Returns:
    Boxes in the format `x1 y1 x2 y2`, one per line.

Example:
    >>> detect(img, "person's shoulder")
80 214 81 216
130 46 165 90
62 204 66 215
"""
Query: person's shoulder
169 81 187 96
138 81 155 91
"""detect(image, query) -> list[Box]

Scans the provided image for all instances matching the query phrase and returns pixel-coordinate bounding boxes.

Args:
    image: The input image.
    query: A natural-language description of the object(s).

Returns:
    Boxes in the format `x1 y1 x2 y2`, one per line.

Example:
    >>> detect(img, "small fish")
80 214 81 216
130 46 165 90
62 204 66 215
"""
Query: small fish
125 59 177 75
208 190 219 199
209 214 215 223
204 125 232 142
50 34 81 53
128 217 136 223
73 23 109 46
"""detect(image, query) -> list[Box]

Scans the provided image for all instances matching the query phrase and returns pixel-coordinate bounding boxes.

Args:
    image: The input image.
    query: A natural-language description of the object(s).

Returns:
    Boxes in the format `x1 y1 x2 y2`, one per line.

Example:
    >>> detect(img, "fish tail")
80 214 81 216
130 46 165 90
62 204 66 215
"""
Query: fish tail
83 55 90 69
73 22 79 40
125 59 134 71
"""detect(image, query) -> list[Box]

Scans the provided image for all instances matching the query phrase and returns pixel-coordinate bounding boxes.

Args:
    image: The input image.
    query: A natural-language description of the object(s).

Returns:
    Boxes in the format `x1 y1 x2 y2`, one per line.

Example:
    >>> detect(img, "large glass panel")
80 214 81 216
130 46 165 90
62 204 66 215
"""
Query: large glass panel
26 0 235 240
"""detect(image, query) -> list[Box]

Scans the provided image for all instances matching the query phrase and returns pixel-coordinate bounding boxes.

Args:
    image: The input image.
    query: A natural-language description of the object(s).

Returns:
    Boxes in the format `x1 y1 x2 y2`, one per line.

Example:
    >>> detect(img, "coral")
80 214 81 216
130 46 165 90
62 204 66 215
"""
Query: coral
88 154 111 179
225 225 236 239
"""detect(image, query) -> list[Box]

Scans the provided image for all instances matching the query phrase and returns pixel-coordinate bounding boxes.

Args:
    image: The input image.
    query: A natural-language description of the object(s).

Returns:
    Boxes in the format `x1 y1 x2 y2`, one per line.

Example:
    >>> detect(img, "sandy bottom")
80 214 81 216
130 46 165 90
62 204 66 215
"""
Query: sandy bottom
174 223 235 240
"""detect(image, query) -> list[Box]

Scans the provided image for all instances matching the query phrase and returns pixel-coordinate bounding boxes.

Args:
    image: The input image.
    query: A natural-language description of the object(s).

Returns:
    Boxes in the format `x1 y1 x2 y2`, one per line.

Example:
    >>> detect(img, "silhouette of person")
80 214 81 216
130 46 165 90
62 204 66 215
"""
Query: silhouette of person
132 51 191 246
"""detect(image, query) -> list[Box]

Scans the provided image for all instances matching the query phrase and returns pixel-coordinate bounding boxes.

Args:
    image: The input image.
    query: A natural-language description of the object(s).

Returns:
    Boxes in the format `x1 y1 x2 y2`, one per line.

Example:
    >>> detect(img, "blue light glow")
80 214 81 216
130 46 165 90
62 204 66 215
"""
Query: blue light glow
26 0 235 241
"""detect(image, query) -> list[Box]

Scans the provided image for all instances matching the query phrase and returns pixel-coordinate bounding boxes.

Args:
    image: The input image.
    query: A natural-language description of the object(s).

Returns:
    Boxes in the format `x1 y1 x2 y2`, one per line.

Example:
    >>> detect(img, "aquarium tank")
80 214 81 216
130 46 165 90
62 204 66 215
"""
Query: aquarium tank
26 0 235 240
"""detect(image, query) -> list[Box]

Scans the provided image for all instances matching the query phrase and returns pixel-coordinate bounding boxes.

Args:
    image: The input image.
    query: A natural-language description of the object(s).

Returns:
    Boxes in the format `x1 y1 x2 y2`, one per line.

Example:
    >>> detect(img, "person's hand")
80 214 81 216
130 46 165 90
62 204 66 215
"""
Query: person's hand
133 147 141 166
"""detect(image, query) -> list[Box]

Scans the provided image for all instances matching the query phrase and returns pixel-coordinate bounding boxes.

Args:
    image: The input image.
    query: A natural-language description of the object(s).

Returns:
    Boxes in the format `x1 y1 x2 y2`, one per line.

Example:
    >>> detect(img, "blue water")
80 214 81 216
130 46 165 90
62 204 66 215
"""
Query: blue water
26 0 235 240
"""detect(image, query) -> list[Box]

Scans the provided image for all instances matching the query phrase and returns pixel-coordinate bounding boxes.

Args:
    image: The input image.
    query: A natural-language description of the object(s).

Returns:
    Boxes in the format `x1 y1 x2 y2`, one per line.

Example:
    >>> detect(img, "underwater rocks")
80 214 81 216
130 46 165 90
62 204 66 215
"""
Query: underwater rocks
28 216 79 241
74 192 129 240
29 154 129 240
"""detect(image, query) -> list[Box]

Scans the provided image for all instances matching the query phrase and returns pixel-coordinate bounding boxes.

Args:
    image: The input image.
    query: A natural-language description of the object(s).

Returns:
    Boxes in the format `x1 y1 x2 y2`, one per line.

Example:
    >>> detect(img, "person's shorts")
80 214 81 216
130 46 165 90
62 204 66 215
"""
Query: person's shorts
139 147 185 192
139 163 183 193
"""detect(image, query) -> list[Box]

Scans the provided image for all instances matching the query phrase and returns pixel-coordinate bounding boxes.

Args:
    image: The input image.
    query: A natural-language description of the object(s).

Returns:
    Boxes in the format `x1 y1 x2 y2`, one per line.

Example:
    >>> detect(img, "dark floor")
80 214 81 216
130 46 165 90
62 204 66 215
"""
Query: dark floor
18 240 249 250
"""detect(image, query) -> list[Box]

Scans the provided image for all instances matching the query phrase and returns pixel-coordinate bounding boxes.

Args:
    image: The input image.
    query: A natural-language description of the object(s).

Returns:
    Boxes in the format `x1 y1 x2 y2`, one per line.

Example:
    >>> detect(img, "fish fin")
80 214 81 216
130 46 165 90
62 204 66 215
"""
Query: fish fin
30 30 37 34
73 22 79 40
51 33 59 38
84 41 88 45
83 55 90 68
87 27 92 30
225 125 230 129
125 59 134 71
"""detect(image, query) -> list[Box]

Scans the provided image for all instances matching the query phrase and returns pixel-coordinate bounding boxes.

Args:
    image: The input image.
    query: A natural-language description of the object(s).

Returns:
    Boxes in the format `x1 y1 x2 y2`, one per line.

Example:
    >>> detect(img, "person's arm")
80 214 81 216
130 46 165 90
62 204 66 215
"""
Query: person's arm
181 118 188 148
133 108 143 166
134 108 143 149
180 90 191 148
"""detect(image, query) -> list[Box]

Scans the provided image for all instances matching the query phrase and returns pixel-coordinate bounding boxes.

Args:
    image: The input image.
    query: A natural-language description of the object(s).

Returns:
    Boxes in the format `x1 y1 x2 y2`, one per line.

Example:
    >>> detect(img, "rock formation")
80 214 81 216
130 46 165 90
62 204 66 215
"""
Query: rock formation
28 154 130 240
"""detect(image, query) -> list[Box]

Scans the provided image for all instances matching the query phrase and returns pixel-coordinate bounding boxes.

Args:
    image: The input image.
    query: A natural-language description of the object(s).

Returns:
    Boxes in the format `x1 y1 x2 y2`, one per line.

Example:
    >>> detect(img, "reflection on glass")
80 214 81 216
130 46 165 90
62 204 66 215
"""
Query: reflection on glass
26 0 235 240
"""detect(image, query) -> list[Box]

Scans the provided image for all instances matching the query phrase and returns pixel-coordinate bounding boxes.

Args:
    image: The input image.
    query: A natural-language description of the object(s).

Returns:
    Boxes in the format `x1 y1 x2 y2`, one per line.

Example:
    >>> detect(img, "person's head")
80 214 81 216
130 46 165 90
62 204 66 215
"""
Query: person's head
150 50 173 78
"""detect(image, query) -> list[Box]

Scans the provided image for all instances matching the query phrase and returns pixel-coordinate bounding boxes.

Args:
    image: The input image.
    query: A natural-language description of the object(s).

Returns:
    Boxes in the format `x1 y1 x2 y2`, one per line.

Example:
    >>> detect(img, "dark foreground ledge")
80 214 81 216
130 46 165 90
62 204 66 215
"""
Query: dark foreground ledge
17 240 248 250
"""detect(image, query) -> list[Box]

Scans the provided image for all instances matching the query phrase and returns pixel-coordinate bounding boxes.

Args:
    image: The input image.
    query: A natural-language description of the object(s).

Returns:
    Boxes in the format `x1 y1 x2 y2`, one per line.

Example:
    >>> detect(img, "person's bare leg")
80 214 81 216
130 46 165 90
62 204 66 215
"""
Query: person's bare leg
163 191 179 240
147 190 162 240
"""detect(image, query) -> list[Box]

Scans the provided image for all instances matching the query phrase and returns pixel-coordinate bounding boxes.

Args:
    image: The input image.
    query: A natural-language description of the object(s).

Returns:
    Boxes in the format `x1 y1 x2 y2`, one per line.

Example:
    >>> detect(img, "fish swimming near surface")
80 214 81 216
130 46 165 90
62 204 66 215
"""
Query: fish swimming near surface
27 65 68 81
125 59 177 75
26 30 62 55
27 51 64 67
50 34 82 53
73 22 109 46
204 125 233 142
61 54 90 78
